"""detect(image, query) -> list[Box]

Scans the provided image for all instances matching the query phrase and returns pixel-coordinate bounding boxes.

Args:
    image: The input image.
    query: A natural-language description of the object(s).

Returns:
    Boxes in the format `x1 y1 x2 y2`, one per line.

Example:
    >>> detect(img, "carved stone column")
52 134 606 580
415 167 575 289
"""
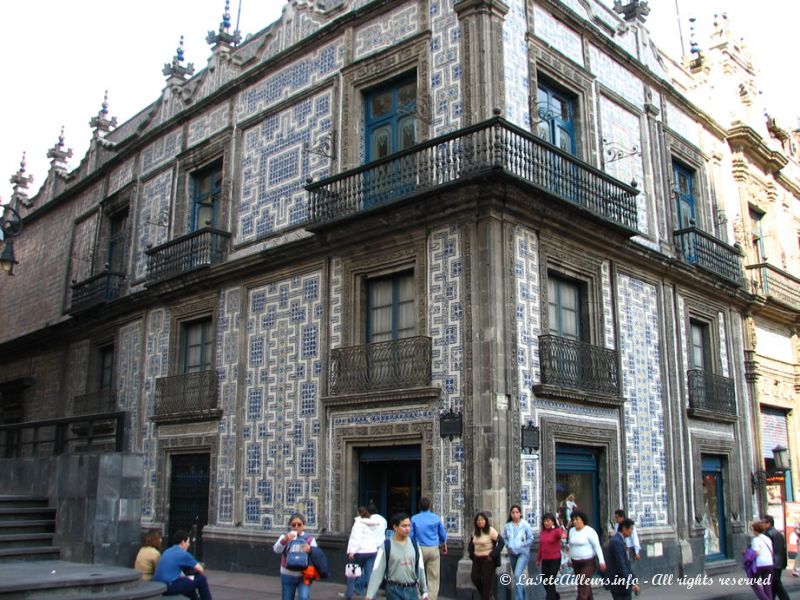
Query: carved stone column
454 0 509 124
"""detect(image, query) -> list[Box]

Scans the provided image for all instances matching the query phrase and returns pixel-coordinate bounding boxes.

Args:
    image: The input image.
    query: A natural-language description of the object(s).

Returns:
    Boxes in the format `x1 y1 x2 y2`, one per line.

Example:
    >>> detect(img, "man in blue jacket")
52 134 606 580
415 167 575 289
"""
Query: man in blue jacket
410 498 447 600
604 518 639 600
153 530 212 599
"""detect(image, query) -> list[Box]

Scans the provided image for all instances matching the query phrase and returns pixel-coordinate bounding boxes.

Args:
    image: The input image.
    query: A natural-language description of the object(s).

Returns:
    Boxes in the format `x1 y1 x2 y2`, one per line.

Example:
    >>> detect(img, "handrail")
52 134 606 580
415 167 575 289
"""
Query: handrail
673 226 742 286
0 412 126 458
538 334 620 396
745 263 800 310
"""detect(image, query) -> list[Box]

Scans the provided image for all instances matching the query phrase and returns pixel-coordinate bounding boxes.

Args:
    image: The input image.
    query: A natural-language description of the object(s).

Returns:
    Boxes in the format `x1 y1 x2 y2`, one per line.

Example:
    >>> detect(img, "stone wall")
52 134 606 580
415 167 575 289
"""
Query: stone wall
0 452 144 566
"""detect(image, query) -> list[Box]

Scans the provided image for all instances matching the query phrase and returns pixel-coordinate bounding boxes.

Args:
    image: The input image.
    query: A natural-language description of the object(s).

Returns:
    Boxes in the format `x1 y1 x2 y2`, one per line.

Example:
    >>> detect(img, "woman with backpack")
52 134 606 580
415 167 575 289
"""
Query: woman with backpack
468 512 505 600
274 513 318 600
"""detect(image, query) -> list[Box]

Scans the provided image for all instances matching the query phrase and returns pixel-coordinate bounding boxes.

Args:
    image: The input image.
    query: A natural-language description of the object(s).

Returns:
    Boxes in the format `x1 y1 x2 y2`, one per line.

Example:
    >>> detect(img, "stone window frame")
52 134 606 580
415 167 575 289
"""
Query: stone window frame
340 34 431 170
167 294 219 377
95 184 135 278
529 45 598 166
681 294 727 380
539 414 621 529
688 430 743 546
538 235 606 348
339 240 428 348
173 131 232 238
664 133 713 235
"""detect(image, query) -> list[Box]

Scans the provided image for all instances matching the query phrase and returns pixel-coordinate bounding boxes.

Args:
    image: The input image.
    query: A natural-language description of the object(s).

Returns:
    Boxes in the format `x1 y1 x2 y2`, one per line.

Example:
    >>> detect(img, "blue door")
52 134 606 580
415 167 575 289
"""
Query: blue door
364 77 417 207
701 455 727 560
359 445 420 519
673 162 697 229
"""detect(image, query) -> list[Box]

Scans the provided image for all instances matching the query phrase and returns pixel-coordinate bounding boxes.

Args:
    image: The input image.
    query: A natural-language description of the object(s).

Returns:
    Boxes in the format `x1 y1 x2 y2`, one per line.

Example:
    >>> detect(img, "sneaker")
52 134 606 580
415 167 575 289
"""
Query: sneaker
338 594 347 598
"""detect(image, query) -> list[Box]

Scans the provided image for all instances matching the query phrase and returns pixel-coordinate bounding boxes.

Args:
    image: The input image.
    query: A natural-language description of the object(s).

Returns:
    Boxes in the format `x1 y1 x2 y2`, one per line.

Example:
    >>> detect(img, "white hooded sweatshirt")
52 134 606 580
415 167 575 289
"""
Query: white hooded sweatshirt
347 514 387 555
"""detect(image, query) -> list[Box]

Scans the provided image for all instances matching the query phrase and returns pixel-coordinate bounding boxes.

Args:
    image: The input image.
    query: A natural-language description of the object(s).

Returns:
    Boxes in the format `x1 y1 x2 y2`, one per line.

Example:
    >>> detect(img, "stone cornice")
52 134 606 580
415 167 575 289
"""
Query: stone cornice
726 122 789 174
321 386 441 408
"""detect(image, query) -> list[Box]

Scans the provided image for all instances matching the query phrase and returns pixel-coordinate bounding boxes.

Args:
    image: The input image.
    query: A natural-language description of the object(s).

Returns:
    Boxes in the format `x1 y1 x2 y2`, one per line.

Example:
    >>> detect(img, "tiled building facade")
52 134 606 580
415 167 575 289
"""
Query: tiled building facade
1 0 798 590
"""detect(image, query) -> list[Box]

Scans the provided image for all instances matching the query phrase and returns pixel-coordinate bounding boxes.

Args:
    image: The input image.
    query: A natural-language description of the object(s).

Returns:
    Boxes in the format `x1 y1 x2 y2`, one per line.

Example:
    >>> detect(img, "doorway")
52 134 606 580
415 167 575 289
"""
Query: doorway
168 453 210 557
358 445 421 520
701 454 727 560
555 444 601 532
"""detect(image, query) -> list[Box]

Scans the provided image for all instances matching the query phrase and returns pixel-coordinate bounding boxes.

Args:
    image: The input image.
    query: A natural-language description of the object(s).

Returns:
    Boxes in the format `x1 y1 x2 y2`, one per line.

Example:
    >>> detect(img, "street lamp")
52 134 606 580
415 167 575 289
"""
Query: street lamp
751 445 791 493
0 204 23 275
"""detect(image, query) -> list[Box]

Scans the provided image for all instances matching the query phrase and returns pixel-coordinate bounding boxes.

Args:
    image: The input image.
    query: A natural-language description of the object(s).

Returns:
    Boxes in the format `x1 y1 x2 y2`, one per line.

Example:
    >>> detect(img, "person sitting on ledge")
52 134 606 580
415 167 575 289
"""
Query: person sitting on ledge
153 529 212 599
134 528 163 581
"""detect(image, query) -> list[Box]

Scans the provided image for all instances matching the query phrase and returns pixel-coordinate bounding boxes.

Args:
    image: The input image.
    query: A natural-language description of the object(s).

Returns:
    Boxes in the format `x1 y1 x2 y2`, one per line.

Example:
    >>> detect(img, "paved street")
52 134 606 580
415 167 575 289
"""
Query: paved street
203 568 800 600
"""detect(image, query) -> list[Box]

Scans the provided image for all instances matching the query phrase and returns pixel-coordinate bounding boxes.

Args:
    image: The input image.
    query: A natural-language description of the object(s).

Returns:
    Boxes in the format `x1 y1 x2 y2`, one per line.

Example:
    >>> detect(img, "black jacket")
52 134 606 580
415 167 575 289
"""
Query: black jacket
765 526 787 569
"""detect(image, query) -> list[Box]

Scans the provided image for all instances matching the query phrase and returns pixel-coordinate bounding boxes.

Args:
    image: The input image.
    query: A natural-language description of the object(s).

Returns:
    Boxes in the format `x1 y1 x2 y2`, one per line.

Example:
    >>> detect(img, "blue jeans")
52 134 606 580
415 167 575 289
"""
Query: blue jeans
386 583 418 600
509 552 530 600
346 552 377 598
164 573 212 600
281 574 312 600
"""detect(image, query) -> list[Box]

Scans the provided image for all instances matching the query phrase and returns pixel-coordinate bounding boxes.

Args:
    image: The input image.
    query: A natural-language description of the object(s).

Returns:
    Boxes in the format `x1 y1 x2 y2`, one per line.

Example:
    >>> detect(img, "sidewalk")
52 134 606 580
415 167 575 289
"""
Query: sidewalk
204 568 800 600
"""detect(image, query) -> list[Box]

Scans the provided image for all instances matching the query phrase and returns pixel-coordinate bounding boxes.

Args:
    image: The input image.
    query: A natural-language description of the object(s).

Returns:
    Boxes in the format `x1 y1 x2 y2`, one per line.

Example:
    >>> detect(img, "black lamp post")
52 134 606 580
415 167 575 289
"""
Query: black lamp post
0 204 22 275
752 445 791 496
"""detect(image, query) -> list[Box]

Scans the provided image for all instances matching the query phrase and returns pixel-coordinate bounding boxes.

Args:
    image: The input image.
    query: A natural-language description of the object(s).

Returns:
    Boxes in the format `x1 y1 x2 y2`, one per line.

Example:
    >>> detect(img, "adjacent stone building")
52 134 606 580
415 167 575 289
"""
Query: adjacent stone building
1 0 798 590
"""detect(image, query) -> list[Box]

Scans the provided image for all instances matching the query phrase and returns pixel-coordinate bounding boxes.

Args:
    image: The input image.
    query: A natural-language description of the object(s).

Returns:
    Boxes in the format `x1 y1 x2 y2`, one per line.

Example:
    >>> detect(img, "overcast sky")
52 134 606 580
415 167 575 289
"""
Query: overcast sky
1 0 796 202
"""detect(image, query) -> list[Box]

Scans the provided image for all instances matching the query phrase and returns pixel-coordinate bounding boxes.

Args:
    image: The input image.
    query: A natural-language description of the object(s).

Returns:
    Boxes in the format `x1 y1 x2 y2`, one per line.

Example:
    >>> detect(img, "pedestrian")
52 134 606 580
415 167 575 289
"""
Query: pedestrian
566 510 605 600
762 515 789 600
612 510 640 561
503 504 533 600
134 528 163 581
535 512 565 600
369 503 388 541
152 529 212 599
560 495 577 525
749 520 774 600
468 511 505 600
273 513 318 600
411 497 448 600
793 522 800 577
604 517 640 600
344 506 384 600
365 513 429 600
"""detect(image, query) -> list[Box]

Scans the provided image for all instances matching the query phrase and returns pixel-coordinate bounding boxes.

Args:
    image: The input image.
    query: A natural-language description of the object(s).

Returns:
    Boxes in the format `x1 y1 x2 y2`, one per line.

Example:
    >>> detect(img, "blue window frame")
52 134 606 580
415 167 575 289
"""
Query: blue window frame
536 82 576 155
548 275 583 341
673 161 697 228
367 272 414 343
701 455 727 560
190 162 222 231
180 318 213 374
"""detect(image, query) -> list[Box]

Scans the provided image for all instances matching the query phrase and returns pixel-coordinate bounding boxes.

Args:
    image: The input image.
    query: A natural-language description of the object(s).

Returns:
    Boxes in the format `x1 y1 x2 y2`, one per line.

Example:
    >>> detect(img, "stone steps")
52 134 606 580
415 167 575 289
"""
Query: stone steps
0 560 166 599
0 497 58 563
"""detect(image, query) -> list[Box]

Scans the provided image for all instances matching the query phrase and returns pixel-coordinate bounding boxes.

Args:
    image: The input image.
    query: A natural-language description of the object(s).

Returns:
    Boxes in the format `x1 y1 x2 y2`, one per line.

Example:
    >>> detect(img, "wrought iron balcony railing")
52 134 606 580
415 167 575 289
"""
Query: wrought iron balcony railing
0 412 125 458
745 263 800 311
69 270 125 314
687 369 736 417
146 228 230 285
307 116 639 233
73 389 117 416
153 370 220 421
538 334 620 396
329 336 432 395
673 226 742 286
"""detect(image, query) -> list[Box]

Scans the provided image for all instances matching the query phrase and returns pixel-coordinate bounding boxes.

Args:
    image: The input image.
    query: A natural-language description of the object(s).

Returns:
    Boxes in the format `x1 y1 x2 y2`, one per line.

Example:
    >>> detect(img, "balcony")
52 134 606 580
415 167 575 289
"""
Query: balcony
73 389 116 416
536 335 621 403
745 263 800 312
152 370 221 423
1 413 126 457
307 116 639 234
687 369 737 421
69 271 125 314
329 336 432 396
673 226 742 286
145 228 230 286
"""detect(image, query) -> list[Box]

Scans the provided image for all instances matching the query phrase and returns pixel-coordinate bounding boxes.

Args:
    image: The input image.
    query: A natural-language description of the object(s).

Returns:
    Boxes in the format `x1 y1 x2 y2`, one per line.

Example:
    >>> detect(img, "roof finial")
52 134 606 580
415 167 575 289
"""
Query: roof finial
47 127 73 173
9 152 34 208
163 35 195 81
207 0 242 48
90 90 118 137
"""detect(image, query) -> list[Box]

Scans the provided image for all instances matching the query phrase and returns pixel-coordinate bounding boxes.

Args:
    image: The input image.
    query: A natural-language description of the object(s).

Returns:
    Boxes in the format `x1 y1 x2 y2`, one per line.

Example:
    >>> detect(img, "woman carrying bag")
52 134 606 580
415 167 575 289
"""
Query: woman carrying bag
566 511 605 600
468 512 505 600
344 506 384 600
273 513 318 600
